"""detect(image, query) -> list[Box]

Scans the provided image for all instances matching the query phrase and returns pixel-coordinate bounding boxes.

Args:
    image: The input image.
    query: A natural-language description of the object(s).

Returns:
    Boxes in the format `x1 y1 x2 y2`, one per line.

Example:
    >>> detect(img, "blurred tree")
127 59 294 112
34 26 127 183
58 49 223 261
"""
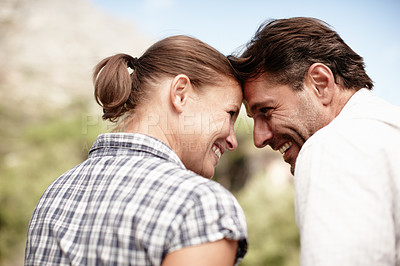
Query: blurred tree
0 103 103 264
237 166 299 266
215 116 300 266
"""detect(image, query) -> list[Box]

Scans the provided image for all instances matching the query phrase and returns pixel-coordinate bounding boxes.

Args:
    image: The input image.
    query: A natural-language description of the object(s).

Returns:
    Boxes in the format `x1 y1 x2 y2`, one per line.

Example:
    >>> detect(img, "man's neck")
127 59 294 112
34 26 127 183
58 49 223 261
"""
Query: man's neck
331 87 357 118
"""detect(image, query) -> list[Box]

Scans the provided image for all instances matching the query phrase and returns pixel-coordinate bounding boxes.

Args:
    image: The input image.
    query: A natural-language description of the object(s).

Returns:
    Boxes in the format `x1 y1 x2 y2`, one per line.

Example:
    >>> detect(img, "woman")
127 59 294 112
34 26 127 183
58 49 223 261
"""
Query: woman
25 35 248 266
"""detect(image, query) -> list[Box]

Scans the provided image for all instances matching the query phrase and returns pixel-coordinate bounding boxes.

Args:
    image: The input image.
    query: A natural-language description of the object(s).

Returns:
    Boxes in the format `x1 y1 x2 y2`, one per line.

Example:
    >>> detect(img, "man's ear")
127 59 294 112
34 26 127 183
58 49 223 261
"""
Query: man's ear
305 63 335 106
170 74 192 113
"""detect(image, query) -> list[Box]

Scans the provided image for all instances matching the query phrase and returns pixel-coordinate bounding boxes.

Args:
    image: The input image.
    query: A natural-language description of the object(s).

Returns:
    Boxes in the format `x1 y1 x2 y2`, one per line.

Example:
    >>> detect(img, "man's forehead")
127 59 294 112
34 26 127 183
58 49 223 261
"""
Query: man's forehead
243 75 270 101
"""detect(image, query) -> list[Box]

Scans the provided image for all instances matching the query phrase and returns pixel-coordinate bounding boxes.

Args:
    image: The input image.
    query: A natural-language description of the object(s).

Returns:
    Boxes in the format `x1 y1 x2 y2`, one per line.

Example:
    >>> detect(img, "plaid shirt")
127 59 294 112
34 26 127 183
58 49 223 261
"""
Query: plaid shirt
25 133 248 265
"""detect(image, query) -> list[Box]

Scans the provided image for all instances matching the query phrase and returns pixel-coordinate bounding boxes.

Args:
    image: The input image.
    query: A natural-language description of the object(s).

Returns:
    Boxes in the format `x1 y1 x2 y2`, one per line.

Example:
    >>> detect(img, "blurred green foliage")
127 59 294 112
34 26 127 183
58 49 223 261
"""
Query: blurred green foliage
237 171 299 266
0 106 299 265
0 103 104 264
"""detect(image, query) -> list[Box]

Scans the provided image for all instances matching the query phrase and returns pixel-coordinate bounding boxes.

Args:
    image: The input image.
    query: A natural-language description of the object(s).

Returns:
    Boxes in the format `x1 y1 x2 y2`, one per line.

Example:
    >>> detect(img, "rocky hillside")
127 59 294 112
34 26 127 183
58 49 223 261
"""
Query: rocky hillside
0 0 151 114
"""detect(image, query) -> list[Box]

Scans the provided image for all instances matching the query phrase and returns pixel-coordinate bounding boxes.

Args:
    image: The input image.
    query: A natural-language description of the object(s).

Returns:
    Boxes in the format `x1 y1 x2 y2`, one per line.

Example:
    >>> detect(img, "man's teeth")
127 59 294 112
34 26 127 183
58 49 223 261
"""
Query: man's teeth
279 142 293 155
212 146 222 159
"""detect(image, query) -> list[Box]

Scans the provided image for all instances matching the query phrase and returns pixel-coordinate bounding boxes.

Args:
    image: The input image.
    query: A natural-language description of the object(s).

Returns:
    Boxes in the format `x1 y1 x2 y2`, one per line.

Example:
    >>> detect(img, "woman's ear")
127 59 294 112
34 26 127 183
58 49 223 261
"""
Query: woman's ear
169 74 192 113
305 63 335 106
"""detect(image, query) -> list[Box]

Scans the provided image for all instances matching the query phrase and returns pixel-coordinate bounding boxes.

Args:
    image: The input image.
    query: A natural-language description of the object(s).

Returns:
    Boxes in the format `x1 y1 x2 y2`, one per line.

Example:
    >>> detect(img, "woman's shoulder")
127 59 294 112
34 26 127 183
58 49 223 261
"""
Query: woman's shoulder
163 165 234 197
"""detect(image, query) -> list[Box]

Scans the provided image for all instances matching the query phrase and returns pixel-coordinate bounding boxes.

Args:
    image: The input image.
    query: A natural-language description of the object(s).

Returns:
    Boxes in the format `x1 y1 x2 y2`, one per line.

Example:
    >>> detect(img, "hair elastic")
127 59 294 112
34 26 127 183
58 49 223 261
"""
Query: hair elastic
127 57 139 74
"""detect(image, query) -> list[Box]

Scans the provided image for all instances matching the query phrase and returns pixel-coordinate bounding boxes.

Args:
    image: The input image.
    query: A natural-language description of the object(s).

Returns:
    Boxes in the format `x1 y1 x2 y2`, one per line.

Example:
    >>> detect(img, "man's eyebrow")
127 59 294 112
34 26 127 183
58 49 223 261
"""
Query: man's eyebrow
250 102 263 114
250 101 270 117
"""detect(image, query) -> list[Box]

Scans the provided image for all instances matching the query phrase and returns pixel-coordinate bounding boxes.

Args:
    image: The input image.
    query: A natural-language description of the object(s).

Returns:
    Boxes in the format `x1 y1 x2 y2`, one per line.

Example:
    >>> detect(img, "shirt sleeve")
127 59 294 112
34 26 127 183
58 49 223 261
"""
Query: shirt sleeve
294 121 396 266
165 181 248 265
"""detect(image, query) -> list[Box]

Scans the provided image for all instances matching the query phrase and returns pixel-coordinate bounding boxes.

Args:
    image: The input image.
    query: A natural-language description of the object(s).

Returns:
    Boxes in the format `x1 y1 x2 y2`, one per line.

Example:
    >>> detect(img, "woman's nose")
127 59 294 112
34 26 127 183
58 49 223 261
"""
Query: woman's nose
225 124 238 151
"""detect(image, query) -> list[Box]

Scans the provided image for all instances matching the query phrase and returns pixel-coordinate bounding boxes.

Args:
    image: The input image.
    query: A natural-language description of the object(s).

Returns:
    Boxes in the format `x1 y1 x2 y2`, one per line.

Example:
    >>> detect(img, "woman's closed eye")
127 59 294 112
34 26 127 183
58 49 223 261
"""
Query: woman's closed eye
228 111 236 117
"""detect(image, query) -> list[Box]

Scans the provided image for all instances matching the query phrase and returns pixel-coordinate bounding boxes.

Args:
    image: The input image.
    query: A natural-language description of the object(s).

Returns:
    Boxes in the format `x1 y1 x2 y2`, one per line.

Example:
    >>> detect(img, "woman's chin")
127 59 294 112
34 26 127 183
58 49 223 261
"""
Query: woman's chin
197 166 215 179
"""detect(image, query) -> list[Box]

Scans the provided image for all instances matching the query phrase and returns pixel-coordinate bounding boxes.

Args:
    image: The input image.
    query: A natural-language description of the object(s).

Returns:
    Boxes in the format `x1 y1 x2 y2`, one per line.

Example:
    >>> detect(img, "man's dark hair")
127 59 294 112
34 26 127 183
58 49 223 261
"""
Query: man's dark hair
229 17 373 91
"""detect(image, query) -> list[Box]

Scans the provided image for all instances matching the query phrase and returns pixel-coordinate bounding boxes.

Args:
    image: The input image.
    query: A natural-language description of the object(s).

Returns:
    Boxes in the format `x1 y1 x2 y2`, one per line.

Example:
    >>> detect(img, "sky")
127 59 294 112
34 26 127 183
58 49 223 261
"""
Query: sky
90 0 400 105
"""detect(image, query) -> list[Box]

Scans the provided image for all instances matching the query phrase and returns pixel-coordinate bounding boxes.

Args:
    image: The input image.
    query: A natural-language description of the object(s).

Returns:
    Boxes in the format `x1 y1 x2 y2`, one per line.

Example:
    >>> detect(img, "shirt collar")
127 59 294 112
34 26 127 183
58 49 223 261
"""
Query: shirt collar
338 88 371 115
89 133 186 169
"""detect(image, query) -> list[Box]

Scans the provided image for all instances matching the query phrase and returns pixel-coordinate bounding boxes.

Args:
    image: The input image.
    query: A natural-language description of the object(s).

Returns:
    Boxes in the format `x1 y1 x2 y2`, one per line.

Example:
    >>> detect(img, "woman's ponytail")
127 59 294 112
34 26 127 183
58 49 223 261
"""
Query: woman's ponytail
93 53 137 121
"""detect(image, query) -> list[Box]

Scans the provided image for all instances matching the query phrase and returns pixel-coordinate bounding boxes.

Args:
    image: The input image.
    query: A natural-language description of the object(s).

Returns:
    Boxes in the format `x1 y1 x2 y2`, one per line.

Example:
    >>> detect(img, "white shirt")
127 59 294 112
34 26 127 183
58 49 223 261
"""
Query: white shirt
295 89 400 265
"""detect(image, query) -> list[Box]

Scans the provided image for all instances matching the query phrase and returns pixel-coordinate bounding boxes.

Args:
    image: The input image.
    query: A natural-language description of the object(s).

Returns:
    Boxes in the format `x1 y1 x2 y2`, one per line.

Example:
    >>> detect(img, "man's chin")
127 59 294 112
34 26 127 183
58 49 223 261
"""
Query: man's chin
285 158 296 175
283 156 296 175
290 164 295 175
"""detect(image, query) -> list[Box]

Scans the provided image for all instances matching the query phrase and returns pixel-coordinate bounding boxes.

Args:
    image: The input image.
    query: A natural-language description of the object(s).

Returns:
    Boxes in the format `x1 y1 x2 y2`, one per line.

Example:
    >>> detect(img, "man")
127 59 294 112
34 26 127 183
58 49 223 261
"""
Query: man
229 17 400 265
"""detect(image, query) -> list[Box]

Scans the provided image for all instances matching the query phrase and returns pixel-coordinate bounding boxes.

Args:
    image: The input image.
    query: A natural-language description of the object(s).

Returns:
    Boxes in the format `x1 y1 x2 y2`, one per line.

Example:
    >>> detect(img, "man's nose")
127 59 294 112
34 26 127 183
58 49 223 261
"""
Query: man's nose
253 119 273 148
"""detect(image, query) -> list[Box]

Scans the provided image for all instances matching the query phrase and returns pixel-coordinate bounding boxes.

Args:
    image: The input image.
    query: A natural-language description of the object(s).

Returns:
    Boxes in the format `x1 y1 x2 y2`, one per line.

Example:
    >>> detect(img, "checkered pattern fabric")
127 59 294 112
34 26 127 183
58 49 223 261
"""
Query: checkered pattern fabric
25 133 248 265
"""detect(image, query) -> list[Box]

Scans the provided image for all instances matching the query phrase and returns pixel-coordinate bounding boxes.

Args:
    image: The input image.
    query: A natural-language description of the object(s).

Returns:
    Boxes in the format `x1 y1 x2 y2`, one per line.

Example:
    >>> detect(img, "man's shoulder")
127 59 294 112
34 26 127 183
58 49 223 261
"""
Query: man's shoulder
304 90 400 151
